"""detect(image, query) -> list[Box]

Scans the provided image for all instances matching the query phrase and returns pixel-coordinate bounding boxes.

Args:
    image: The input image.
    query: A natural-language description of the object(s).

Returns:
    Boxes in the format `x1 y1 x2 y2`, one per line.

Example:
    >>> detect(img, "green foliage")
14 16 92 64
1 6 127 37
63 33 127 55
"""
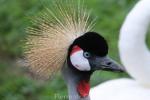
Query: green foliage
0 0 43 57
0 0 137 100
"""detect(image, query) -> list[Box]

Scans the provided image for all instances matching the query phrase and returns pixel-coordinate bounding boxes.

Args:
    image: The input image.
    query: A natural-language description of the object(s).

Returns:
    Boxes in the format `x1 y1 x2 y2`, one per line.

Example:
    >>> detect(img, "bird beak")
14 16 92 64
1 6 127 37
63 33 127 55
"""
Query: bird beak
91 56 124 72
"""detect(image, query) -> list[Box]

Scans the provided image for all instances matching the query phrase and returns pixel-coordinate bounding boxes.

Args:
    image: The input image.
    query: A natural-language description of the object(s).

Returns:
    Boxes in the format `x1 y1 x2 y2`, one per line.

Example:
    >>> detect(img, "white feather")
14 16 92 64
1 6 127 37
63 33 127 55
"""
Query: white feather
90 0 150 99
90 78 150 100
119 0 150 86
70 50 91 71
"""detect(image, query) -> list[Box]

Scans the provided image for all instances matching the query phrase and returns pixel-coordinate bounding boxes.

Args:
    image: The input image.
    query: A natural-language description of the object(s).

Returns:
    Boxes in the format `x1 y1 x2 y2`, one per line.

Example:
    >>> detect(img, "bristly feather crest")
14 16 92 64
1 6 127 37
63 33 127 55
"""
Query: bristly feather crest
25 0 96 79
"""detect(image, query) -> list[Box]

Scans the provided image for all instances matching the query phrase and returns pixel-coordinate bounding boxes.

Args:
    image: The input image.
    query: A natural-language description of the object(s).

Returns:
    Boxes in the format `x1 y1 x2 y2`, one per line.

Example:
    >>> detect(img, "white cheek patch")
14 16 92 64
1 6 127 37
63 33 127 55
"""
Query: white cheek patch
70 50 91 71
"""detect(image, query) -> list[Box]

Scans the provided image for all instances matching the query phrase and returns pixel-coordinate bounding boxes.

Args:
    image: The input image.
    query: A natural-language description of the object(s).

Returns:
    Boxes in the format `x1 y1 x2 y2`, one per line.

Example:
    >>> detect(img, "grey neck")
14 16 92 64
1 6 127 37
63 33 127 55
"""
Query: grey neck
62 62 91 100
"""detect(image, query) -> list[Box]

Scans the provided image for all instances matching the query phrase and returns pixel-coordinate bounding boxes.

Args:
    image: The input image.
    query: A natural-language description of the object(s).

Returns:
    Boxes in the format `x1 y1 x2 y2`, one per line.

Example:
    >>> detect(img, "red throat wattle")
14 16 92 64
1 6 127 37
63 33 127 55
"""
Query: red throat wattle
77 80 90 98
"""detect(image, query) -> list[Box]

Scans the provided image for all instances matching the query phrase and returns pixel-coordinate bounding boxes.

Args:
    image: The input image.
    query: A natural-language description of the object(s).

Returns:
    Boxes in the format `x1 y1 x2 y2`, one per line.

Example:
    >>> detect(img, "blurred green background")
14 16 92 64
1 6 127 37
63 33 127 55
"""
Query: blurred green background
0 0 137 100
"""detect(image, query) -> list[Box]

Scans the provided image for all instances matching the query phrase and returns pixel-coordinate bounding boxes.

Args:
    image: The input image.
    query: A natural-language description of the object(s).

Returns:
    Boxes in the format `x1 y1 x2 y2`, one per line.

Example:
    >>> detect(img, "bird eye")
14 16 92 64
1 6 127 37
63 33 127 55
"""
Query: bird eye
83 52 91 58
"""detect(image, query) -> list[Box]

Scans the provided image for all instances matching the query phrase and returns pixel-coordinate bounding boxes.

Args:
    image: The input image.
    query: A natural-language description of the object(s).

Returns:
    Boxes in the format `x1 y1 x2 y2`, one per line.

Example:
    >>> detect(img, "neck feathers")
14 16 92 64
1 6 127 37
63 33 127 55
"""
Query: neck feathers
62 62 92 100
119 0 150 86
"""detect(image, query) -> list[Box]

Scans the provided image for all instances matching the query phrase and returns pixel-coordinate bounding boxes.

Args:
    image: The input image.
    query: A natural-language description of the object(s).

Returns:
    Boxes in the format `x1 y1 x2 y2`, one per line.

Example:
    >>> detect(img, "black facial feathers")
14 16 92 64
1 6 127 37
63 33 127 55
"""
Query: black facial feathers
72 32 108 57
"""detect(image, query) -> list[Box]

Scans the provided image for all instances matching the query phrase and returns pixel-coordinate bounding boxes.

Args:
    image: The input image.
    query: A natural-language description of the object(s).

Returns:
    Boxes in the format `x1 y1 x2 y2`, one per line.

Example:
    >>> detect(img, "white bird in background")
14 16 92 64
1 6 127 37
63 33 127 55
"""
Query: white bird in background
90 0 150 100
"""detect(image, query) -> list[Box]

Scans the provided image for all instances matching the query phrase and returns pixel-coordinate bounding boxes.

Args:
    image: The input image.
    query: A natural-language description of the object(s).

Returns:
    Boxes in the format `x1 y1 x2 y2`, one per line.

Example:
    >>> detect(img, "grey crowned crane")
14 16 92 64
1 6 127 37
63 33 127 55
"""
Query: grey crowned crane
24 0 123 100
